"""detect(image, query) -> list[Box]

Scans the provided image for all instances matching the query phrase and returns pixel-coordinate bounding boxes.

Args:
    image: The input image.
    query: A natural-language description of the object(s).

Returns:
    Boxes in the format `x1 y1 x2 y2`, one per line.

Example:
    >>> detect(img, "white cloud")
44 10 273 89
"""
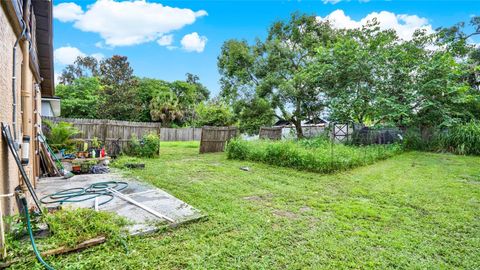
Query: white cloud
90 53 105 61
181 32 207 52
322 0 370 4
317 9 434 40
54 46 104 66
53 0 208 47
54 72 61 86
157 34 174 46
54 46 86 65
323 0 342 4
53 2 84 22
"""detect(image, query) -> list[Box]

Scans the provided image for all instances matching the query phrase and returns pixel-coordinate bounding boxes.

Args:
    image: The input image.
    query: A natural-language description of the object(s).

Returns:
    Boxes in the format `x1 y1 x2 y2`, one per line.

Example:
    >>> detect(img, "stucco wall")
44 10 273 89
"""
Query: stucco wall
0 5 38 215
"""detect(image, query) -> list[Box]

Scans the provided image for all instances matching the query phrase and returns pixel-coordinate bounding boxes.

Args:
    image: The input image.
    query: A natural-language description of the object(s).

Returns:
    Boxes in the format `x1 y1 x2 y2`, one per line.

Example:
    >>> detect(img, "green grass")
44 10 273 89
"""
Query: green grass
227 138 403 173
4 209 128 267
8 142 480 269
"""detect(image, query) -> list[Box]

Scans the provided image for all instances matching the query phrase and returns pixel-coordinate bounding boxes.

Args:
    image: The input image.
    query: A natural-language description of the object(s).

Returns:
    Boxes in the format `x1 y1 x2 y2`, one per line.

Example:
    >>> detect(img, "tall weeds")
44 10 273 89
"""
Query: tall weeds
227 137 402 173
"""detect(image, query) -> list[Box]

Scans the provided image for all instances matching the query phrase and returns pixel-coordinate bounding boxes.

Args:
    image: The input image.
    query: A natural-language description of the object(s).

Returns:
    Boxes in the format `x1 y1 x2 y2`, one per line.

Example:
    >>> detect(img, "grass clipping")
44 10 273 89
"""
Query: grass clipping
227 137 403 173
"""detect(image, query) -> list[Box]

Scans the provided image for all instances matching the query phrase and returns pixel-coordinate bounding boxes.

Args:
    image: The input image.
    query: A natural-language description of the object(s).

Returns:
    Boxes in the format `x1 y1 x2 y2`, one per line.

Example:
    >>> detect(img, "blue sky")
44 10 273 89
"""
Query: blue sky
52 0 480 96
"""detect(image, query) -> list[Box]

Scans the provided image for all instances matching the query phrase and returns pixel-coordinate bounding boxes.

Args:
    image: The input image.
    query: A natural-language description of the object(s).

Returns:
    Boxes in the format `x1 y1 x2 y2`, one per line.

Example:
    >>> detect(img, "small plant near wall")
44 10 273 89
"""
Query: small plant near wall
126 133 160 158
42 120 80 153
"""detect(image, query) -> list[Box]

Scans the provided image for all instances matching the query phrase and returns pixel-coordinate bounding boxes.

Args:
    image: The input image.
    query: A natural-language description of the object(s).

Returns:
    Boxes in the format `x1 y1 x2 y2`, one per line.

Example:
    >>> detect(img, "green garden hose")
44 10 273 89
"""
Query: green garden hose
20 195 55 270
40 181 128 207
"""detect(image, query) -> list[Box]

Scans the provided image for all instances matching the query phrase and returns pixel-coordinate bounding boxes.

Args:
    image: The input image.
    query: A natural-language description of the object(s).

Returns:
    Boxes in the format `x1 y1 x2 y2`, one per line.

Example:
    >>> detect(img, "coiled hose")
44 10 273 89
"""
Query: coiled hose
40 181 128 207
20 195 55 270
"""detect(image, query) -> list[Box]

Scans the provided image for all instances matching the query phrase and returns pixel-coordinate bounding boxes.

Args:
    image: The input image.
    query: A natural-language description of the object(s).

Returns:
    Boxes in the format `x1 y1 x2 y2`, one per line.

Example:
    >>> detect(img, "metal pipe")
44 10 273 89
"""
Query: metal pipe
12 23 27 144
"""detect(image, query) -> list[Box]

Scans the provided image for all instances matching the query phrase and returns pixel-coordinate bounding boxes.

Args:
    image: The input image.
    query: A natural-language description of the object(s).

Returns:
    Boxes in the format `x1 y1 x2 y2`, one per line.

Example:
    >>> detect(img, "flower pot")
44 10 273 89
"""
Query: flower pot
72 165 81 173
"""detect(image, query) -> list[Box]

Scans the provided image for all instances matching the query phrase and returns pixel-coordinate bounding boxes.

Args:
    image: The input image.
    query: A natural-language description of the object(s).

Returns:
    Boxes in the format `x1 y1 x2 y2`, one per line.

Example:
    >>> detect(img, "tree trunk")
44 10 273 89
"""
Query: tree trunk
294 119 304 139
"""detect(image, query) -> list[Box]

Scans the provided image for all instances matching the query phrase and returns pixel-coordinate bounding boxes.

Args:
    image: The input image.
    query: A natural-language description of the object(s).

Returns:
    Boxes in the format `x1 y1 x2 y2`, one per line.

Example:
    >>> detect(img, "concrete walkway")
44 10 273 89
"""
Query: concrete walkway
36 173 204 235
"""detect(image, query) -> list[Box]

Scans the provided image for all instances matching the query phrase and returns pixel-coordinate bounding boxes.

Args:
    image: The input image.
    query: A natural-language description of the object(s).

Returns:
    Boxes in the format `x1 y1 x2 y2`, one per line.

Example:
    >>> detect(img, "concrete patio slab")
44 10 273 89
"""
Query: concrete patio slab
35 173 205 235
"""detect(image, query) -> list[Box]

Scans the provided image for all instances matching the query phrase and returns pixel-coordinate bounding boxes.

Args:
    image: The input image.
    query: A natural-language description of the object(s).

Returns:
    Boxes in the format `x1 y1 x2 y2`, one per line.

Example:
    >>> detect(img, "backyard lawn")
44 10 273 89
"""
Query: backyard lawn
16 142 480 269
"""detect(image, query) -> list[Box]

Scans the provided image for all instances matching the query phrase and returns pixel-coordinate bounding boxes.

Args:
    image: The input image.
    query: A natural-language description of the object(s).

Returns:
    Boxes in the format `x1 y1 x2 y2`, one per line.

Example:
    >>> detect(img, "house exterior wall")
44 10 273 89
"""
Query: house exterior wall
0 3 40 215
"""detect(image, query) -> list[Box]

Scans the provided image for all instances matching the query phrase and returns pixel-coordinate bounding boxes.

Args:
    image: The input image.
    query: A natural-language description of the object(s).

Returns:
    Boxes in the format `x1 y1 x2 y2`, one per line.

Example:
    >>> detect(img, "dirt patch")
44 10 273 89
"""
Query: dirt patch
272 210 298 219
243 193 273 201
459 174 480 184
299 206 312 213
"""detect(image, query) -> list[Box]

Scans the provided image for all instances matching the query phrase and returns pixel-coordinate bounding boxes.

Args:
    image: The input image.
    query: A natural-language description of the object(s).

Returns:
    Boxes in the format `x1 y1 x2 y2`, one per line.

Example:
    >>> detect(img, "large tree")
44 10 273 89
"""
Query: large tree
309 21 398 124
218 13 336 138
97 55 141 121
58 56 100 85
309 20 477 128
185 73 210 102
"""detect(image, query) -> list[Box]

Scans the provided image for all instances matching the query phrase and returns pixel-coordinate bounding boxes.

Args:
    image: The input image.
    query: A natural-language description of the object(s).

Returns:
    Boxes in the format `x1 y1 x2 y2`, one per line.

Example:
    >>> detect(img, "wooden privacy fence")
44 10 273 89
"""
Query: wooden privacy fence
43 117 161 154
160 128 202 141
200 126 238 153
259 127 282 140
43 117 221 154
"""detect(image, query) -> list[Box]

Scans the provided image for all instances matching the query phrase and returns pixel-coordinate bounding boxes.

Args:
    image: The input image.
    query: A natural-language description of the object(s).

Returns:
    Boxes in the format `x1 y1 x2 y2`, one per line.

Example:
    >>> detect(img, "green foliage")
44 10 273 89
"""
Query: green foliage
195 100 235 127
402 122 480 155
441 121 480 155
43 208 128 247
55 77 102 118
402 128 441 152
8 143 480 269
218 13 334 137
149 90 184 126
110 156 144 169
237 98 275 135
127 133 160 158
146 77 211 126
43 120 80 152
185 73 210 102
97 55 141 121
57 56 211 124
5 208 127 264
91 137 101 148
136 78 171 122
227 138 403 173
219 13 480 134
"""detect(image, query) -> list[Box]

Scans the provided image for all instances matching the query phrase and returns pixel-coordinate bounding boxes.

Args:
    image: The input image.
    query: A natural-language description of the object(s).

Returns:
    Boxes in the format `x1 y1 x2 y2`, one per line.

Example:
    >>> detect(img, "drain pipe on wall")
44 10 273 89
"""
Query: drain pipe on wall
21 0 33 168
12 22 27 148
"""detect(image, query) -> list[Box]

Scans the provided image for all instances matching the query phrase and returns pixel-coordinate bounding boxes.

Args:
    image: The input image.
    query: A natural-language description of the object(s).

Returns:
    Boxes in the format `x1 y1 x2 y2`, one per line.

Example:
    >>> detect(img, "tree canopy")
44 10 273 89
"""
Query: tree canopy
218 14 480 134
56 56 213 127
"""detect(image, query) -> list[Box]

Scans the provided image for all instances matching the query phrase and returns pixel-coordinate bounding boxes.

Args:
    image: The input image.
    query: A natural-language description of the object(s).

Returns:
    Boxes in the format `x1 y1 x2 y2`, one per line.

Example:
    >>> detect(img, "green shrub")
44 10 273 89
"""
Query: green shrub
402 122 480 155
441 121 480 155
110 156 143 169
43 120 80 152
126 133 160 158
402 129 436 151
227 139 402 174
297 135 331 148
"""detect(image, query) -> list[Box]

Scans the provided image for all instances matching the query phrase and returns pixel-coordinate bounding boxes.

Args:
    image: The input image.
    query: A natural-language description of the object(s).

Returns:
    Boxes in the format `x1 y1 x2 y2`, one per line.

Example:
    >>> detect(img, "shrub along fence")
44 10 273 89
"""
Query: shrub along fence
42 117 203 154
